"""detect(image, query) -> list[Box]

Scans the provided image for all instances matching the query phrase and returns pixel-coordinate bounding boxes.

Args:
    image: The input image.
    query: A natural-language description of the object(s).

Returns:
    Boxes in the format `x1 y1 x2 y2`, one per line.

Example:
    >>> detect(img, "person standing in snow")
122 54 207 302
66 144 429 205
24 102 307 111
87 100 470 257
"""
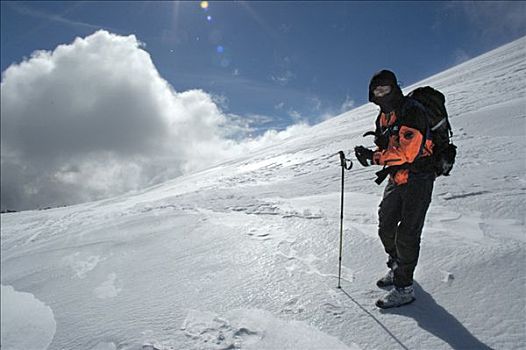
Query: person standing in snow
354 70 436 308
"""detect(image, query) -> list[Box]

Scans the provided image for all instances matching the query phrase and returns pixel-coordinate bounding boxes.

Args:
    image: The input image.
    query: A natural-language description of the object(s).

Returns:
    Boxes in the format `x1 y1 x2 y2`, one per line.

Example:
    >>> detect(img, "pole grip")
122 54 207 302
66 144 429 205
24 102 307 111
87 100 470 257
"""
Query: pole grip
339 151 346 167
338 151 353 170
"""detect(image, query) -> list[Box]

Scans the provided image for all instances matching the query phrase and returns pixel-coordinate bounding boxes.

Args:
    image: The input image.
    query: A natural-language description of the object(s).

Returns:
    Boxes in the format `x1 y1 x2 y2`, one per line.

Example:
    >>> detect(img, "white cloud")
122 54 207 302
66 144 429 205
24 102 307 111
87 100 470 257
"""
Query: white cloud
271 70 295 86
318 112 337 122
244 114 275 126
310 97 322 111
212 93 229 110
340 95 355 113
243 123 310 146
288 109 306 123
445 2 526 41
0 30 308 211
274 102 285 110
452 48 471 65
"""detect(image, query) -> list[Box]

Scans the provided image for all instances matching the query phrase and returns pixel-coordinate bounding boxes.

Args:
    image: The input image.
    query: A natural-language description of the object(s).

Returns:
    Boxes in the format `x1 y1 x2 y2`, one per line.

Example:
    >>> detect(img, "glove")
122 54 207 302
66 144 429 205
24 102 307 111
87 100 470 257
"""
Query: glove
363 130 388 150
374 134 389 150
354 146 374 167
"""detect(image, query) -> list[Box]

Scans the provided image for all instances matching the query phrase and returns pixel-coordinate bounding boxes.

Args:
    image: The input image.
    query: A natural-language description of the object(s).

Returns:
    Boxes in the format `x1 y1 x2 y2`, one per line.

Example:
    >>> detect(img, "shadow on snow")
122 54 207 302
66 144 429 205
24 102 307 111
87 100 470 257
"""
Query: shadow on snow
340 282 493 350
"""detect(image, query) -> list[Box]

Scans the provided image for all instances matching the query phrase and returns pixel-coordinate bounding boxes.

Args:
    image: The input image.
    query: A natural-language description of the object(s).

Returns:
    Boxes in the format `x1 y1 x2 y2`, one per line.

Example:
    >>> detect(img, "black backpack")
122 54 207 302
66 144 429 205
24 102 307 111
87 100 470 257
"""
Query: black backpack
408 86 457 176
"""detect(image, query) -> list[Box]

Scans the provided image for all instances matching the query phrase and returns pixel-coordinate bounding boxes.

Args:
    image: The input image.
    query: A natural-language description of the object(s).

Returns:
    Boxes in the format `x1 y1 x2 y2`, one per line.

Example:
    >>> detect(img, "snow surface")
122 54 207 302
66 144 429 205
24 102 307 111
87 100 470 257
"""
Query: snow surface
1 285 56 350
1 37 525 350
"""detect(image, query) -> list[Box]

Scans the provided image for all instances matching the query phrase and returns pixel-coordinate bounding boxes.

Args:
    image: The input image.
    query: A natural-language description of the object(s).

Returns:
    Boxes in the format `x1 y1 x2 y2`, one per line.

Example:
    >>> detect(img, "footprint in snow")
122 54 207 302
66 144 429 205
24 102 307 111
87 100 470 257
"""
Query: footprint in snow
322 302 345 318
281 296 305 314
247 228 271 240
181 310 262 349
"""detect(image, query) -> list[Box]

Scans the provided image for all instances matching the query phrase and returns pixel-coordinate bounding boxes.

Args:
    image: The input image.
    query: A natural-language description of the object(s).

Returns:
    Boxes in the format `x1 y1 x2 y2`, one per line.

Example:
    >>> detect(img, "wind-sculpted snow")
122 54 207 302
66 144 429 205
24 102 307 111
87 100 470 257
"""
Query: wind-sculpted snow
179 308 357 350
1 37 525 349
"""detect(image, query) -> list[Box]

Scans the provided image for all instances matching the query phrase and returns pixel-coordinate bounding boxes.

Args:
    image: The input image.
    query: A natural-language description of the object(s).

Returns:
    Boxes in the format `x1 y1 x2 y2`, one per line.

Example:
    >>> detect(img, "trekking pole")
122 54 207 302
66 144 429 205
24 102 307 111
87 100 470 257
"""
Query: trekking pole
337 151 353 289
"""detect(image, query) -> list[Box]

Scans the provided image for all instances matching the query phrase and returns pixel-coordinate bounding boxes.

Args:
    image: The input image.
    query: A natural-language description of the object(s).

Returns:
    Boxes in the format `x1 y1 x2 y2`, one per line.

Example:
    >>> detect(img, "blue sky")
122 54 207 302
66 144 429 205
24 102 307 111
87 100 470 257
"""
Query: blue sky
2 1 525 132
1 1 526 210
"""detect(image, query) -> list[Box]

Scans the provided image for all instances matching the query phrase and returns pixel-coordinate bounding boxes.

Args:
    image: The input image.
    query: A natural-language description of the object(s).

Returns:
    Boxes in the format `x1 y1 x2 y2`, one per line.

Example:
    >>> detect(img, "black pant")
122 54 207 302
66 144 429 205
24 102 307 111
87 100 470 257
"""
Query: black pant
378 175 434 288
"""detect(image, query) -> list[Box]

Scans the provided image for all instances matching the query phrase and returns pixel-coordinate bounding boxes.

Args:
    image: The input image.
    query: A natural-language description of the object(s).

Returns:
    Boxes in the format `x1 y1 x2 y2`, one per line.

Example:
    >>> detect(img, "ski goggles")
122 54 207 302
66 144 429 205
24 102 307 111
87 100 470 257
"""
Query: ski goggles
372 85 392 98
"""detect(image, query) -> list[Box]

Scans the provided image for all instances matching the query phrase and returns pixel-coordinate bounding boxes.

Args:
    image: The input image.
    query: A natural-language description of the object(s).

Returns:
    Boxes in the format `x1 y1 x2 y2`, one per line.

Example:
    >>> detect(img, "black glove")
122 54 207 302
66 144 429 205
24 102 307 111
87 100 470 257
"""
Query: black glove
354 146 374 167
363 130 388 150
374 133 389 150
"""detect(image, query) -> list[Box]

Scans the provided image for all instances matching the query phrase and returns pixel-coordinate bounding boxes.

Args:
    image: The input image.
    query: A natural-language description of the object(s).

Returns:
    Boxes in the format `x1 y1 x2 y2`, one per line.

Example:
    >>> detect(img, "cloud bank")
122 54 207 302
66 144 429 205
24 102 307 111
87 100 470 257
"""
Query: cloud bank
1 30 308 211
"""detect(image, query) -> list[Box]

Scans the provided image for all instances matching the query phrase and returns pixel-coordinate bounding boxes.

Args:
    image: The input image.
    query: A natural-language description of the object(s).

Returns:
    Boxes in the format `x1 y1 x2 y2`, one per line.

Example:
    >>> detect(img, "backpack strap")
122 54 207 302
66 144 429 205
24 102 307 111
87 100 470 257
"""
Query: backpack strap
404 96 431 158
431 117 447 131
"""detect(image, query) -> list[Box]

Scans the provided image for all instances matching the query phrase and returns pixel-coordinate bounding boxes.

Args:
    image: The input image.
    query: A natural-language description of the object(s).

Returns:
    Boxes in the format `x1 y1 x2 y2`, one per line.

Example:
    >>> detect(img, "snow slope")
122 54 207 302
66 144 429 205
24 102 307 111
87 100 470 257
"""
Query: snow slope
1 37 525 350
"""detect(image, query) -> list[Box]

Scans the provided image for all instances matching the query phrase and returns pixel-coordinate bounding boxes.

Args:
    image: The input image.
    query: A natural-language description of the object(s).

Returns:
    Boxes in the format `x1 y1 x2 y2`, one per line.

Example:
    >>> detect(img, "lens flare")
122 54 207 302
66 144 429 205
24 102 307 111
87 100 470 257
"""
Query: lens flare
216 46 224 53
220 57 231 68
200 1 209 9
207 15 212 22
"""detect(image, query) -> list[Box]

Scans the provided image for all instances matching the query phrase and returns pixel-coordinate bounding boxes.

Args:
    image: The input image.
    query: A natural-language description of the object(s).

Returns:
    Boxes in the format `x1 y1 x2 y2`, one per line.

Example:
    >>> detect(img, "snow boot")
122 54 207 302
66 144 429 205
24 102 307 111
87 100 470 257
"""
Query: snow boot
375 285 415 309
376 269 394 289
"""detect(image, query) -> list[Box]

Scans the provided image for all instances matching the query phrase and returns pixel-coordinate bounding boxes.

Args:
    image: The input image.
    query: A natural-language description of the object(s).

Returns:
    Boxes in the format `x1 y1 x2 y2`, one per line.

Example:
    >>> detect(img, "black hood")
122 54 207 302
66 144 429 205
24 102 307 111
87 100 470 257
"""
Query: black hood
369 69 404 113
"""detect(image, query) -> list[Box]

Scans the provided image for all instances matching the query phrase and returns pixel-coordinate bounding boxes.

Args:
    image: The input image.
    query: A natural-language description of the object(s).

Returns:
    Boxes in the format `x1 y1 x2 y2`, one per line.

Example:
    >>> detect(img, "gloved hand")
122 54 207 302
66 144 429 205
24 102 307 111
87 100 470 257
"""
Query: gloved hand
362 131 388 150
374 133 389 150
354 146 374 167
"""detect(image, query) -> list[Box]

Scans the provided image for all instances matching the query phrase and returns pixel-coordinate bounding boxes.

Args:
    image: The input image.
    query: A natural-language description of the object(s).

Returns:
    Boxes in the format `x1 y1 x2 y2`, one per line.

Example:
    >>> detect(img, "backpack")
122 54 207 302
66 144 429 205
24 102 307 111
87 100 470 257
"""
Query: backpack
407 86 457 176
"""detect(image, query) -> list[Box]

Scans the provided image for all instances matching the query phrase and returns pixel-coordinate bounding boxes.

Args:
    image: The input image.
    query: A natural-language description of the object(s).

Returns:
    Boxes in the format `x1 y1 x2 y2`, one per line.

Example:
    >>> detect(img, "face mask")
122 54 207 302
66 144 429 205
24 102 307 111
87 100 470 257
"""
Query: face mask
372 85 392 98
370 84 403 113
